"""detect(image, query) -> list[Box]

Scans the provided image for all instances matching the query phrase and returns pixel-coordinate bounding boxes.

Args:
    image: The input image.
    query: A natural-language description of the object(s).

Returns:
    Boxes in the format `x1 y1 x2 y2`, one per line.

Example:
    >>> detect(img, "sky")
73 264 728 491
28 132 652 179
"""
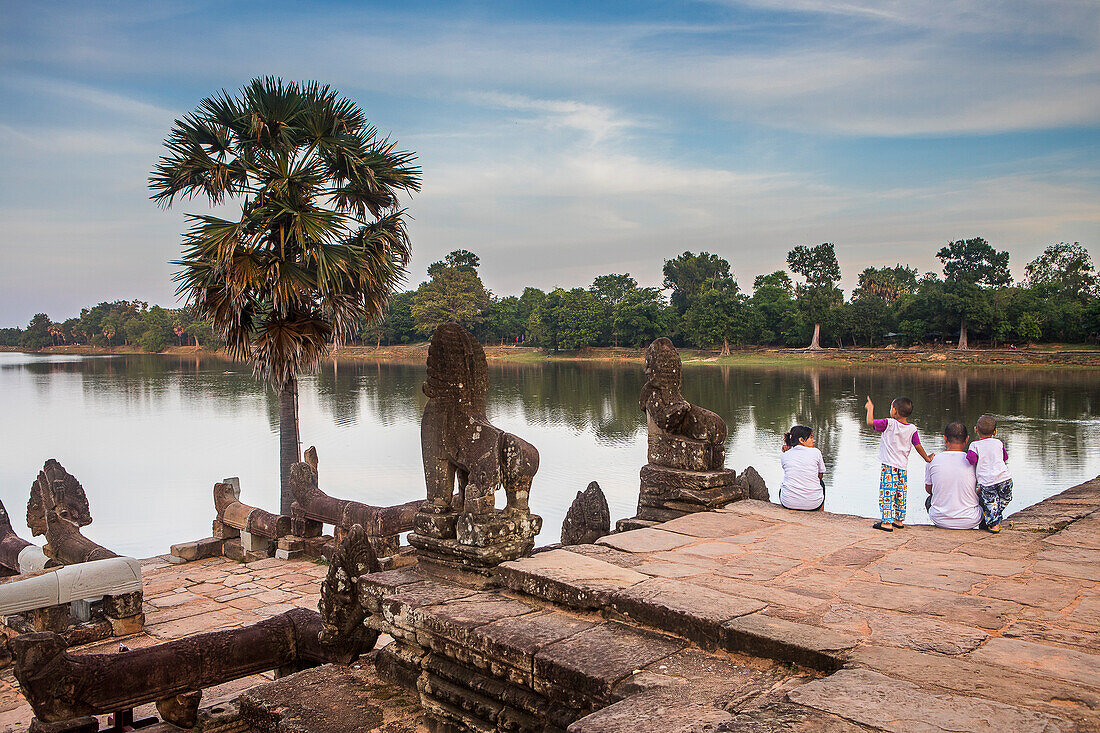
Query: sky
2 0 1099 327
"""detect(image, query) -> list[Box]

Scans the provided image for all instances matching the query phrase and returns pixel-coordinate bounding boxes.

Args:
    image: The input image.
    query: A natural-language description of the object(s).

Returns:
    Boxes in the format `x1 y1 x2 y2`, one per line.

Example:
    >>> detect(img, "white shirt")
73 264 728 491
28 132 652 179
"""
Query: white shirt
779 445 826 510
874 418 920 470
967 437 1011 486
924 452 981 530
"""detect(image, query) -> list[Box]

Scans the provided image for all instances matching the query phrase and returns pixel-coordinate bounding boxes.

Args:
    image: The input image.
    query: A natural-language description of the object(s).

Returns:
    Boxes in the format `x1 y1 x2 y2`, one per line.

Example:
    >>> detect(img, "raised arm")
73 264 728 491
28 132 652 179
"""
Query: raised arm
865 396 875 426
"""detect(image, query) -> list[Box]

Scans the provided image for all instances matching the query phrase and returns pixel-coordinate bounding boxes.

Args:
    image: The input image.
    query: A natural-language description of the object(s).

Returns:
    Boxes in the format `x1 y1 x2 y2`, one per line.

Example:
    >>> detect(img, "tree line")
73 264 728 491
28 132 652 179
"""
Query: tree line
4 240 1098 353
0 300 212 352
371 240 1100 350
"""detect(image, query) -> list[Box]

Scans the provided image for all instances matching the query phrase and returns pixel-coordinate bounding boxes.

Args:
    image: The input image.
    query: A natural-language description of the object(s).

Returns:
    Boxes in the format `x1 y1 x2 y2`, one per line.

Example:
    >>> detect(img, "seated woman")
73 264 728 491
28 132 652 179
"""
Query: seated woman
779 425 826 511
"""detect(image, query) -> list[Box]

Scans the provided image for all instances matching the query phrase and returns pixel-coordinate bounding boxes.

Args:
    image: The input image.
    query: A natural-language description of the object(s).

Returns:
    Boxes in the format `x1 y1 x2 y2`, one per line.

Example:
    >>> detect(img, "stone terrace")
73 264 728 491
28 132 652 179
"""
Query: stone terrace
2 476 1099 731
495 479 1100 731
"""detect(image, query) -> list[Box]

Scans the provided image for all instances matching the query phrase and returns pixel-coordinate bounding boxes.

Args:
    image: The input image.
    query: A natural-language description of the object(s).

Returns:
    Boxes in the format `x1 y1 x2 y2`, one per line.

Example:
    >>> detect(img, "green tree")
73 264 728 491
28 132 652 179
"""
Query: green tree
750 271 800 345
411 251 490 335
787 243 842 349
852 265 918 303
937 237 1011 349
591 273 637 346
1025 242 1097 299
613 287 672 348
20 313 53 350
662 252 732 316
150 77 420 511
528 288 603 350
681 277 750 354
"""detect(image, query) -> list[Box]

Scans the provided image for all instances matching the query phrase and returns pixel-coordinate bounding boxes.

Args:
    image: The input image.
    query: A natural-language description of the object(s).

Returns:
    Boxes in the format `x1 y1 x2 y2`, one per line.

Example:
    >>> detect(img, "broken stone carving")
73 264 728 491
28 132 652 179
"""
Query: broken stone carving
0 499 50 575
214 477 291 559
318 524 380 652
560 481 611 545
0 556 144 638
286 448 422 562
620 338 765 530
408 323 542 571
27 459 118 565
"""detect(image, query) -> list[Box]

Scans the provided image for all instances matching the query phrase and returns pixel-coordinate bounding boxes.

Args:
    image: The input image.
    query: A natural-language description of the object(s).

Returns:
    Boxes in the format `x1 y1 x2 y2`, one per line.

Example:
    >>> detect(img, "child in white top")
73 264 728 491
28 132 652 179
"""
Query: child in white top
865 395 933 531
967 414 1012 533
779 425 826 511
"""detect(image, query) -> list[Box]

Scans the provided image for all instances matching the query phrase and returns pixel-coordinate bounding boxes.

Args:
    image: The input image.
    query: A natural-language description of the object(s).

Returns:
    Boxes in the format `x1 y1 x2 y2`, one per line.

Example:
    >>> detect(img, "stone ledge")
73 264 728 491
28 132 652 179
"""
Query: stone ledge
608 577 765 649
494 549 649 610
721 613 857 671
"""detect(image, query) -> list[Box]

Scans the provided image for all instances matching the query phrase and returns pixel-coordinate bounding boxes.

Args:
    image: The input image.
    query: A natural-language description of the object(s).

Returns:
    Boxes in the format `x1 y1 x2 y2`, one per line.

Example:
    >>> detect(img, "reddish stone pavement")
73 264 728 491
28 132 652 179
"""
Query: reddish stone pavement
1 475 1098 731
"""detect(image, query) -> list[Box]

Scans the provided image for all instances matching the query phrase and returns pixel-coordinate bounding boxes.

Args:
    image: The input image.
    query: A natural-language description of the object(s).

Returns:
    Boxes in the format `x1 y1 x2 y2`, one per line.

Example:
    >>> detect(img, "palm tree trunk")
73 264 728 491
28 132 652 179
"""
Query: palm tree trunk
809 323 822 349
957 318 968 350
279 375 301 514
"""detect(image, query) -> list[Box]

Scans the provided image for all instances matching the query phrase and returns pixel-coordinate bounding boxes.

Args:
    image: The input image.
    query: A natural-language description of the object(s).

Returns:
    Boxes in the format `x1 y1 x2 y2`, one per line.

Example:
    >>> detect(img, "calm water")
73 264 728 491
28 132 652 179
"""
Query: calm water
1 351 1097 558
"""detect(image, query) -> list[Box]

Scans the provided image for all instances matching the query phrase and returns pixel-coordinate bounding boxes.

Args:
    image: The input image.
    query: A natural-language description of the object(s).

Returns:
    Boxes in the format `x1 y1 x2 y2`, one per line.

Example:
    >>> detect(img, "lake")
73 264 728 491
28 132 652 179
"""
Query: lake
2 351 1097 558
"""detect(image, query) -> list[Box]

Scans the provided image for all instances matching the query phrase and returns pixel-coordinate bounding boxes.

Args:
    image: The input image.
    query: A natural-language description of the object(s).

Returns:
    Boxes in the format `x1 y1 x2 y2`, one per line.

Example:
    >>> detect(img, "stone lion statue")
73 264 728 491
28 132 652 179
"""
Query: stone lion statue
640 337 727 447
420 323 539 521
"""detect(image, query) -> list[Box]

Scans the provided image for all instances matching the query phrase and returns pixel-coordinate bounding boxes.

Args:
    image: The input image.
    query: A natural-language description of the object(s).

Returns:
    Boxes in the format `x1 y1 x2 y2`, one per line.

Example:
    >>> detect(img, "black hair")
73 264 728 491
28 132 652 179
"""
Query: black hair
784 425 813 447
976 414 997 436
892 396 914 418
943 422 968 444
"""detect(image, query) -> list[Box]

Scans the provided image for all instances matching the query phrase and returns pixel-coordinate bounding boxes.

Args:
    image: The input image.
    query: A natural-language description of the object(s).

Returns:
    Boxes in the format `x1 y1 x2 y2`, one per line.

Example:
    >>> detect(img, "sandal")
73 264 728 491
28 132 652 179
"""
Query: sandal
872 521 893 532
892 523 906 529
986 524 1001 534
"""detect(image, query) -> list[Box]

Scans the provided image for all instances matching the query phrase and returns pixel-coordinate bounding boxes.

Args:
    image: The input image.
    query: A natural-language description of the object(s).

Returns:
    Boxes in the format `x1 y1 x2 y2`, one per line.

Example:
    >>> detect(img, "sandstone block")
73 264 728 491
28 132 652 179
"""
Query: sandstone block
169 537 224 562
609 578 765 648
494 549 648 610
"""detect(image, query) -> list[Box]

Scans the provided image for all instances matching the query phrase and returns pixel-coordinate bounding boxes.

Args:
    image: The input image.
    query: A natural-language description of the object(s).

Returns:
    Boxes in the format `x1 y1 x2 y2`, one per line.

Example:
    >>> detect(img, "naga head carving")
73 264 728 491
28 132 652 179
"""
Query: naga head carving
423 323 489 415
289 461 322 505
27 459 92 537
639 337 684 412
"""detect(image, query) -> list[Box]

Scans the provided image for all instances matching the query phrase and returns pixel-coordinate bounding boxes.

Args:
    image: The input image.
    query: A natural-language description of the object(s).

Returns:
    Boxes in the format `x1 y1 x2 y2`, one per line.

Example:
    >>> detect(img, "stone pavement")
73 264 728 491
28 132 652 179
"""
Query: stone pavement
494 477 1100 731
1 476 1098 731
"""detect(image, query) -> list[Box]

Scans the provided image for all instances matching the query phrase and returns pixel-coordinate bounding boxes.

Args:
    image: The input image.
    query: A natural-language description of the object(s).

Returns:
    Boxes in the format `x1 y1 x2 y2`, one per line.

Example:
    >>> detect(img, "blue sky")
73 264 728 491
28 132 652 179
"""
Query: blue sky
2 0 1098 326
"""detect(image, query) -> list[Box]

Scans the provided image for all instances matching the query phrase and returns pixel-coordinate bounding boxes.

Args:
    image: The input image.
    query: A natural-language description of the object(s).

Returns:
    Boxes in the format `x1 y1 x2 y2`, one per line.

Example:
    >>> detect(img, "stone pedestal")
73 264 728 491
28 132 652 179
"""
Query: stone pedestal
409 510 542 574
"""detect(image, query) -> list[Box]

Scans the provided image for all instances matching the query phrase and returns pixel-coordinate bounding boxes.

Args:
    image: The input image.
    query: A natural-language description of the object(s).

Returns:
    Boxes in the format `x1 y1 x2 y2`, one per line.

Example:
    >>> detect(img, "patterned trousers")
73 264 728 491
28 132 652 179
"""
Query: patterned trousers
879 464 907 524
979 479 1013 528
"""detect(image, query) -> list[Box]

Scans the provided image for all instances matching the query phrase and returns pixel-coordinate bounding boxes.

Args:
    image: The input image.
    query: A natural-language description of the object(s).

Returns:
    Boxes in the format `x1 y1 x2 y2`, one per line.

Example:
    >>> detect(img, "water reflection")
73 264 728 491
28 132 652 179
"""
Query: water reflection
0 351 1096 558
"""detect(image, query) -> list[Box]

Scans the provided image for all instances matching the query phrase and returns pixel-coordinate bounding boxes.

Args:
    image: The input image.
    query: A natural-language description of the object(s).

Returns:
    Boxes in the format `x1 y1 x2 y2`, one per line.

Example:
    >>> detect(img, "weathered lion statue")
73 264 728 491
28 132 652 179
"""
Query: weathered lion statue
640 337 727 469
420 323 539 522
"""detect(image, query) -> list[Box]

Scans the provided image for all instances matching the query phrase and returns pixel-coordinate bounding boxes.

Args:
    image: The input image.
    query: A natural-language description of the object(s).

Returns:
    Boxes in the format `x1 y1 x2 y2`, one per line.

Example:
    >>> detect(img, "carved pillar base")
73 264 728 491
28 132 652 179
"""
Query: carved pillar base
635 464 743 523
408 511 542 574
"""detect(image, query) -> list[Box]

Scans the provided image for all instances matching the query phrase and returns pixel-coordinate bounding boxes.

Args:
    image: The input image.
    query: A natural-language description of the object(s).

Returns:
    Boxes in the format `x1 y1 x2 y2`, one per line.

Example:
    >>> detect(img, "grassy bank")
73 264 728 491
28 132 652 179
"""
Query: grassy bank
8 342 1100 369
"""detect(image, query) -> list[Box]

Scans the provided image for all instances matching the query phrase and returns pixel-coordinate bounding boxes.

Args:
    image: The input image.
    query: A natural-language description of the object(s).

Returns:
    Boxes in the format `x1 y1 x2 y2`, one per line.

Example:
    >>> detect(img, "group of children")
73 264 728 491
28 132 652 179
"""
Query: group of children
778 395 1014 532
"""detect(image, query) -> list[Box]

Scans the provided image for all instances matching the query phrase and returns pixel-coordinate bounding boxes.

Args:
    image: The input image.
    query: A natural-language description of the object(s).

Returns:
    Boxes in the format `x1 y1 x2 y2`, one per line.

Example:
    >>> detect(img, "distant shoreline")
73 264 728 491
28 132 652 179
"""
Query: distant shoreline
6 342 1100 369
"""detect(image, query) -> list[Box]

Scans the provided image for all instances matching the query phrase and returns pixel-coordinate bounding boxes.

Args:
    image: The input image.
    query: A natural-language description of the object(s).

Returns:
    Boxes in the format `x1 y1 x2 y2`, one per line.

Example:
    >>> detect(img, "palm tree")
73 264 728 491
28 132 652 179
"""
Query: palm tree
150 77 420 512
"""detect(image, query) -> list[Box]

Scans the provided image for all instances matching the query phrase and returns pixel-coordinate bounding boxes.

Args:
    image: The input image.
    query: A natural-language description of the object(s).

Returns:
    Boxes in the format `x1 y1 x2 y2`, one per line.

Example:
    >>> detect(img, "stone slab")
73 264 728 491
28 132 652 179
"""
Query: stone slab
609 577 765 648
567 688 733 733
712 553 802 582
840 579 1022 630
820 603 988 655
788 668 1073 732
721 613 856 671
968 637 1100 689
596 528 698 554
847 644 1100 724
655 512 775 539
169 537 224 563
534 621 686 706
408 592 538 647
473 610 598 674
494 549 648 610
239 661 424 732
